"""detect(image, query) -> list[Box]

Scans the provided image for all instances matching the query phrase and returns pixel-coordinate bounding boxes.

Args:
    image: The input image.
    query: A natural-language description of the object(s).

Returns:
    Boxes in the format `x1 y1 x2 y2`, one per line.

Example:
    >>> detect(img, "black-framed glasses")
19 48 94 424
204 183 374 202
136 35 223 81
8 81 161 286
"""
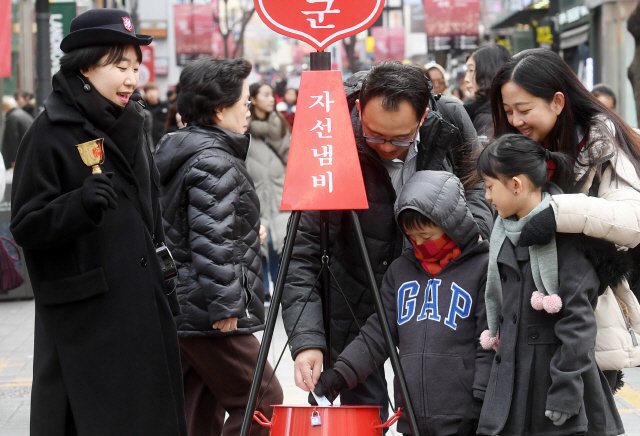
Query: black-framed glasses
362 123 420 147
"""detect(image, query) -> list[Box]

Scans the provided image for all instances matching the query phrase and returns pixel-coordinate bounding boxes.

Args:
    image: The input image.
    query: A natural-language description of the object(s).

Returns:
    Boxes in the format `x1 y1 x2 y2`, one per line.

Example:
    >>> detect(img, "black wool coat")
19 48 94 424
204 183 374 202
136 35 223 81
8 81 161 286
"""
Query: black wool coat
155 125 265 336
477 237 624 436
10 86 186 436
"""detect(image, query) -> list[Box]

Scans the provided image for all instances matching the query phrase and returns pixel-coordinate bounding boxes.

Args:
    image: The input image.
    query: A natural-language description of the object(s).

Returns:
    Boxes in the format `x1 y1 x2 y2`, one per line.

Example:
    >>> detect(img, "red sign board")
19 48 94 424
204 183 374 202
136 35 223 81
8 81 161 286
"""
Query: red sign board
281 71 368 211
138 45 155 88
0 0 11 78
422 0 479 38
255 0 385 52
371 27 405 62
174 4 213 66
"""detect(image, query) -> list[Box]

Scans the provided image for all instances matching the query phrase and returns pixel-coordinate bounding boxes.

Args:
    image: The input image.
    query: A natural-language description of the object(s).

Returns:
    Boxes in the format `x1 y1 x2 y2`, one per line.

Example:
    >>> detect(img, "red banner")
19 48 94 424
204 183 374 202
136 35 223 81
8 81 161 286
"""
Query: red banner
371 27 405 62
0 0 11 78
281 70 368 211
422 0 479 38
138 45 155 88
174 4 213 66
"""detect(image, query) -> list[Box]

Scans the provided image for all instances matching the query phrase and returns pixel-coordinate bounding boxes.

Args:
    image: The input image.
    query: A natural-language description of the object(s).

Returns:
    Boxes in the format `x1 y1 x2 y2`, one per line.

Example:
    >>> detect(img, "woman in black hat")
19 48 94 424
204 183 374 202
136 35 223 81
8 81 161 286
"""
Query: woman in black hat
10 8 187 435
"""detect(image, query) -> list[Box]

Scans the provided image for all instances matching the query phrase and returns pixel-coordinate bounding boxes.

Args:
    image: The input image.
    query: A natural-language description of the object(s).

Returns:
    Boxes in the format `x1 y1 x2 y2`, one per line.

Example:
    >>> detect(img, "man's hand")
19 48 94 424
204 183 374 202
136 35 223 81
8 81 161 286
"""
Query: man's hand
213 318 238 333
294 348 324 392
259 225 267 245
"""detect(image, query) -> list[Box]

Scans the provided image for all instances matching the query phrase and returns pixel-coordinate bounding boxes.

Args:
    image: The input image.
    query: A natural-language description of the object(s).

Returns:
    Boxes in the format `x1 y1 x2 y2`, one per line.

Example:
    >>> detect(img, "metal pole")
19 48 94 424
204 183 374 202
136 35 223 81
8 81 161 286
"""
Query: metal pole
349 210 421 436
239 211 302 436
35 0 51 112
311 51 333 371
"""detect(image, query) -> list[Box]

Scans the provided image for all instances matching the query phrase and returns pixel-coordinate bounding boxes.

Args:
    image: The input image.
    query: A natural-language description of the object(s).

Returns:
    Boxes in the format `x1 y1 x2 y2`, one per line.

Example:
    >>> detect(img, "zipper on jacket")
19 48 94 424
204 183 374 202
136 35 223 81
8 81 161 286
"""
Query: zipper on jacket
615 295 638 346
241 264 252 318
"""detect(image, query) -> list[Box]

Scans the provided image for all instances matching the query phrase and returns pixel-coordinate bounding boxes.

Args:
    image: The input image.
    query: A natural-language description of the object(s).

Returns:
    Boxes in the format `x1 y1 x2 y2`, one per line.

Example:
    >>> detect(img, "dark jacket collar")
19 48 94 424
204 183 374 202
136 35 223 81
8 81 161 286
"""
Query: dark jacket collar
154 124 251 185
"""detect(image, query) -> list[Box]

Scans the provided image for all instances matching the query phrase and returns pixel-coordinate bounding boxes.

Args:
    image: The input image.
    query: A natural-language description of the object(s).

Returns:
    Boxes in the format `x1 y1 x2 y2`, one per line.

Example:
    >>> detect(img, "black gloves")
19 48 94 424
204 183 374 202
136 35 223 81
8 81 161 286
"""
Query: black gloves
307 369 347 405
81 173 118 214
519 206 556 247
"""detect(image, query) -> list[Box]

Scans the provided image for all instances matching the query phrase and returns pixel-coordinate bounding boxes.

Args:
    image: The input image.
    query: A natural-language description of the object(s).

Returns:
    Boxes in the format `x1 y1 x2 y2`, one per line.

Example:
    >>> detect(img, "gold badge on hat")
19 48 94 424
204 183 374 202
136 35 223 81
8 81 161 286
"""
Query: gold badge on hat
75 139 105 174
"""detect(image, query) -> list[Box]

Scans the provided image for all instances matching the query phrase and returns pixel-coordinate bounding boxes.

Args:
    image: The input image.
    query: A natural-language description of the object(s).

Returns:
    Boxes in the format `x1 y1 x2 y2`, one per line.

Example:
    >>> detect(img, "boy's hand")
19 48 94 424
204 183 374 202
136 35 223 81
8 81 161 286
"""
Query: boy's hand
307 369 347 405
519 206 556 247
545 410 572 426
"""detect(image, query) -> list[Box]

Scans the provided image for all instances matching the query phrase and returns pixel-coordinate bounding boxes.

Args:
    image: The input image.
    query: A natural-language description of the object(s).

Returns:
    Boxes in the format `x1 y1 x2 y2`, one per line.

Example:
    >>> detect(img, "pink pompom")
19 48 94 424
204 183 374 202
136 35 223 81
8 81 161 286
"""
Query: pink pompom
531 291 545 310
543 294 562 314
480 330 496 350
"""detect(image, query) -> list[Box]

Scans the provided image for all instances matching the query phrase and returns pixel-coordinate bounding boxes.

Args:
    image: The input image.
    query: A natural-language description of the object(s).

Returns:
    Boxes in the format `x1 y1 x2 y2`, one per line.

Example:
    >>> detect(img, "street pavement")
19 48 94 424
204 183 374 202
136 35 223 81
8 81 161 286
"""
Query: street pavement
2 299 640 435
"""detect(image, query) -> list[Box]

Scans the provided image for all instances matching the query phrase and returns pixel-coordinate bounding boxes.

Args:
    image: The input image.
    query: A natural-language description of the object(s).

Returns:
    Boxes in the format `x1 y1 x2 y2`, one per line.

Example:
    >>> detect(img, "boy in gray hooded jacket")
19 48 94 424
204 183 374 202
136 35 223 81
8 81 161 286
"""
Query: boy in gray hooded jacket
309 171 493 436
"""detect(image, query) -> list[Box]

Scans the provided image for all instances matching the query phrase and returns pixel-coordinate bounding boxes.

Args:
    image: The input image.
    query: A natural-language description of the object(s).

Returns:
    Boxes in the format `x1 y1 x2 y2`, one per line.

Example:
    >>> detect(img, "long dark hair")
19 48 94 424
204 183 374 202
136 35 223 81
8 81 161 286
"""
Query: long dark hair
477 134 575 191
490 48 640 177
469 44 510 99
249 82 290 136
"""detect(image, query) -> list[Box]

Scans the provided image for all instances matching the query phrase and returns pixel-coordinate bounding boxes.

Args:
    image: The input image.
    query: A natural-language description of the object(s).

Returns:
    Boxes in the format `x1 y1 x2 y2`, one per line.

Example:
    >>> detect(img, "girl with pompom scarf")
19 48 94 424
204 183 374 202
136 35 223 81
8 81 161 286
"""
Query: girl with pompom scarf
475 134 625 436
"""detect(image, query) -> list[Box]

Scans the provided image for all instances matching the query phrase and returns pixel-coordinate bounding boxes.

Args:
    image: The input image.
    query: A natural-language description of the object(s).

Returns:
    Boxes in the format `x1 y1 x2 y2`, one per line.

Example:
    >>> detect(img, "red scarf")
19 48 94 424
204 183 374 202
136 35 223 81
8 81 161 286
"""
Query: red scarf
411 234 461 276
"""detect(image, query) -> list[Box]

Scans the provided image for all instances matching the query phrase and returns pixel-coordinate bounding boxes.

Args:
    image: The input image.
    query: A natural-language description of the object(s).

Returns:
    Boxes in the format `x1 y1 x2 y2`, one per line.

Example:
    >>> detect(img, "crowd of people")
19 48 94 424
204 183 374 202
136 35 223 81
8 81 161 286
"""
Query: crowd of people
4 6 640 436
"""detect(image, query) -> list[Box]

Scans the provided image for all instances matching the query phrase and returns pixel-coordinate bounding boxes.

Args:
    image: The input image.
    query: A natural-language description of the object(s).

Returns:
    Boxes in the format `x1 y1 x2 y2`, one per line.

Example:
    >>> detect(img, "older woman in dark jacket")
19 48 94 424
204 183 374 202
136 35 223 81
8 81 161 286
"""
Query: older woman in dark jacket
155 57 283 436
10 9 187 435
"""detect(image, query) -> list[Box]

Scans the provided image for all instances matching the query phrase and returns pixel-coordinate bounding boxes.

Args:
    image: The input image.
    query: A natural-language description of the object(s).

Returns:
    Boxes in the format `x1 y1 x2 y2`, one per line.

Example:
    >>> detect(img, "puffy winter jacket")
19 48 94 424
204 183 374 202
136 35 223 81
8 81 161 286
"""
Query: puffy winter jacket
155 125 265 336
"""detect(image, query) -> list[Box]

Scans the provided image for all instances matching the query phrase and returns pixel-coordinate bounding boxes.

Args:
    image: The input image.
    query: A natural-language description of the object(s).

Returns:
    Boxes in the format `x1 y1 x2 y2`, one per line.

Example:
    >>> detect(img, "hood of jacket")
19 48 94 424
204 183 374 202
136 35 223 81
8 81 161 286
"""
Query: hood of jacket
394 170 480 250
154 124 251 185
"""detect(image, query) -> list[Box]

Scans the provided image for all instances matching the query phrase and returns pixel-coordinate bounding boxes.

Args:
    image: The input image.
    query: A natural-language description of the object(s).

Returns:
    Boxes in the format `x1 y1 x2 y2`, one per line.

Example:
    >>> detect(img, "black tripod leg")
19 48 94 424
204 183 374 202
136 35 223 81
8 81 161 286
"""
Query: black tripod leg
320 211 331 370
348 210 421 436
239 211 302 436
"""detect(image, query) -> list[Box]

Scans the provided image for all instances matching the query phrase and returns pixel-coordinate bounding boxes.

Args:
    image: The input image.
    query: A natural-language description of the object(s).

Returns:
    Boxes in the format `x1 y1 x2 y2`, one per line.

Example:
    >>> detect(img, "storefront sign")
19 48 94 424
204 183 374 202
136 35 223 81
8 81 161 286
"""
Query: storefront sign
50 2 76 77
371 26 405 62
423 0 480 50
138 45 155 88
255 0 385 51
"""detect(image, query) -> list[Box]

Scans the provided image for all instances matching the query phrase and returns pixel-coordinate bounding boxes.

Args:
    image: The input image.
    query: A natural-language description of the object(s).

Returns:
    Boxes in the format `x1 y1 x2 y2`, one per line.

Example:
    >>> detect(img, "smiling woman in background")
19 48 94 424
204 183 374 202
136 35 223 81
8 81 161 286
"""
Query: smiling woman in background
10 8 187 435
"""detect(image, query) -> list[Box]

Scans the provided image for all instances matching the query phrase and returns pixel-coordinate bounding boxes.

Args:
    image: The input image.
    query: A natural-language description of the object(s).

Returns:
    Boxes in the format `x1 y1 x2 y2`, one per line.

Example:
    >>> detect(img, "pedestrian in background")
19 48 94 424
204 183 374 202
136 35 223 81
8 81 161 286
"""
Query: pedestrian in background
155 57 283 436
144 82 169 147
9 8 187 435
2 96 33 169
276 87 297 127
464 44 511 139
592 83 617 111
14 89 36 117
425 62 451 97
247 81 292 303
491 47 640 389
477 134 624 436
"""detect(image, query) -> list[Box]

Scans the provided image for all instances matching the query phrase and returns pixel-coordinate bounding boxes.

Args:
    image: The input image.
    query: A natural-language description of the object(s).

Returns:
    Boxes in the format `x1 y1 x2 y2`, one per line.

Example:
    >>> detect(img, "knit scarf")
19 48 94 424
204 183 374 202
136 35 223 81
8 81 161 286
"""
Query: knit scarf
485 193 559 338
411 234 461 276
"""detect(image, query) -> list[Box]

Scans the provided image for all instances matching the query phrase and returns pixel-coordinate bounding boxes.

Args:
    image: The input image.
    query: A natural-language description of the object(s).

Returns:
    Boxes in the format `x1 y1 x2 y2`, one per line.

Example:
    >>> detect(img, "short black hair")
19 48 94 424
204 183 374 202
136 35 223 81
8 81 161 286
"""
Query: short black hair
592 83 617 108
14 89 31 99
177 57 252 126
359 62 433 122
397 208 436 232
59 44 142 75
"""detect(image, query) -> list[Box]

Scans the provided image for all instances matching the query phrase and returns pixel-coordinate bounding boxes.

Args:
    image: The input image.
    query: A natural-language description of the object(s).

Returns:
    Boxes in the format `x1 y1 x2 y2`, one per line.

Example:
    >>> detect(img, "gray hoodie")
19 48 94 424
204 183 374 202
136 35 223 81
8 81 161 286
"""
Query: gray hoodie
333 170 493 435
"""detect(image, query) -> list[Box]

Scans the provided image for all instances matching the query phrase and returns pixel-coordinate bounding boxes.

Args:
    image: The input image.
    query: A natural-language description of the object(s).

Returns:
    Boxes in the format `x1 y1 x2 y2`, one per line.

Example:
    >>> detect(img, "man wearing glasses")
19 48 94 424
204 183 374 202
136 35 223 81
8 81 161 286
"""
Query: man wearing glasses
281 62 493 427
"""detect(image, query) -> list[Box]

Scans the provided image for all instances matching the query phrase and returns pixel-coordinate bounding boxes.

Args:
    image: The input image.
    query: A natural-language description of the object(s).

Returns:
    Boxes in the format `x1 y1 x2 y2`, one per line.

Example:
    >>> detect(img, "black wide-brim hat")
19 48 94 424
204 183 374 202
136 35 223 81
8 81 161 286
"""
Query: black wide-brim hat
61 8 153 53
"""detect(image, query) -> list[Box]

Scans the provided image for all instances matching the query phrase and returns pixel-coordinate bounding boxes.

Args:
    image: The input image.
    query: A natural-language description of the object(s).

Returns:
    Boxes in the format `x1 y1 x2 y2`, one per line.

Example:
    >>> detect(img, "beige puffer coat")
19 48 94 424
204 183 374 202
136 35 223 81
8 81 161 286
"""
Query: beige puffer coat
550 116 640 370
246 112 291 255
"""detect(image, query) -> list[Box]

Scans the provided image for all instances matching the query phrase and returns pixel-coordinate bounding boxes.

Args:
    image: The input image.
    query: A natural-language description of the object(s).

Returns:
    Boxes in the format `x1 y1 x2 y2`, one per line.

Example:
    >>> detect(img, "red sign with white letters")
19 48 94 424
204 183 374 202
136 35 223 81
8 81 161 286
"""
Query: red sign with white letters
281 71 368 211
255 0 385 52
